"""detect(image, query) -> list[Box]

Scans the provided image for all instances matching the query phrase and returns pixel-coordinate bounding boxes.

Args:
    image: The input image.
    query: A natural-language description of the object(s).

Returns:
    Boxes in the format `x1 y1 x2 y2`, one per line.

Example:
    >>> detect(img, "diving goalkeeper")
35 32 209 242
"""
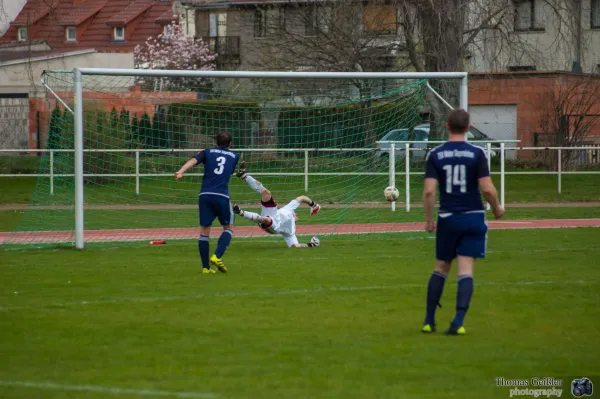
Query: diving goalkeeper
233 162 321 248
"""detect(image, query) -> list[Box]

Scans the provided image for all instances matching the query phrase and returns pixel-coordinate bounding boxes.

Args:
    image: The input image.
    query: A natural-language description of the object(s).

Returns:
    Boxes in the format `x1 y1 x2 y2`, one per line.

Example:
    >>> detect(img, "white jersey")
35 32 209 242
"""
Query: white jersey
260 199 300 247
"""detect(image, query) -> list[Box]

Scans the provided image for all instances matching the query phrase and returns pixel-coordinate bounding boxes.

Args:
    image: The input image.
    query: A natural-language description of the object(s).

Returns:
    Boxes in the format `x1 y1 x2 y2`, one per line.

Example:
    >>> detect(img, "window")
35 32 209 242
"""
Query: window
114 26 125 41
254 10 266 37
363 5 397 34
163 25 172 36
17 28 27 41
508 65 537 71
384 129 409 141
254 7 283 37
305 6 318 36
467 126 489 140
514 0 545 31
209 12 227 37
66 27 76 41
411 129 428 141
592 0 600 28
305 6 329 36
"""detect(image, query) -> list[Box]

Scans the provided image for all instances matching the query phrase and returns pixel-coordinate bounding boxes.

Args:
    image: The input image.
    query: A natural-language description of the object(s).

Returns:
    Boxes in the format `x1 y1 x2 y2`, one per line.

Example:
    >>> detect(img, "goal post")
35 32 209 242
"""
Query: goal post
9 68 469 248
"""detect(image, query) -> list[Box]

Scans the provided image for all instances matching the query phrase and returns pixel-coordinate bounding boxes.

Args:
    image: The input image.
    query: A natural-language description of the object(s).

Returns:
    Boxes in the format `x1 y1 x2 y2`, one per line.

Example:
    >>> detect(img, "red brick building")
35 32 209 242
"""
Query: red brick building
0 0 177 150
469 71 600 147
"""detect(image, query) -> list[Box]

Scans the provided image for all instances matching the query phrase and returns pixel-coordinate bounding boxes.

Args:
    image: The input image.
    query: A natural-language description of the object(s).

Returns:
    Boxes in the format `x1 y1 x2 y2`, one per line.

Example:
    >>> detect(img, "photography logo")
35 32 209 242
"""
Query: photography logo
571 378 593 397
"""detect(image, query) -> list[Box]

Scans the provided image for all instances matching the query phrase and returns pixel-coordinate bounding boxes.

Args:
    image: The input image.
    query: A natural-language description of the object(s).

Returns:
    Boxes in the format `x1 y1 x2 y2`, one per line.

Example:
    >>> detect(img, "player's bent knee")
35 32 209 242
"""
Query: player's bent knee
261 189 272 202
435 260 452 275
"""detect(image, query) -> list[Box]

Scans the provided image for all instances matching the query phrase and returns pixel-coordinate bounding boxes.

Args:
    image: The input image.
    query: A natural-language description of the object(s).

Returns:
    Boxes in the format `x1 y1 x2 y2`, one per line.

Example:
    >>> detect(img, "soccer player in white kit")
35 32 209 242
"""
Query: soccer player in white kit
233 162 321 248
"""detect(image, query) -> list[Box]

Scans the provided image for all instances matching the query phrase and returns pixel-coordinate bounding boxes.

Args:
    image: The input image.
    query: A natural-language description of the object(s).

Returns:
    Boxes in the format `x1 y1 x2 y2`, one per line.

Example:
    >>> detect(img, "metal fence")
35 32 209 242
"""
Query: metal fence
2 143 600 211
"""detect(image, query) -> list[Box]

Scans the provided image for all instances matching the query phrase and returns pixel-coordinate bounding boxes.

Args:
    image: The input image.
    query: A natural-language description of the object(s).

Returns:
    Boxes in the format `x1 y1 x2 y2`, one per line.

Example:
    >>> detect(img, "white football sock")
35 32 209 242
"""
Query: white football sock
240 210 262 222
244 175 264 195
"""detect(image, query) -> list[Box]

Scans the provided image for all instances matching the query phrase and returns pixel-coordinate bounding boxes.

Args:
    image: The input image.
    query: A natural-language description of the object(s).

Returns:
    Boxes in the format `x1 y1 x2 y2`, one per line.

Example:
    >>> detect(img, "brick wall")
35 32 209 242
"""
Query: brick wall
28 86 197 149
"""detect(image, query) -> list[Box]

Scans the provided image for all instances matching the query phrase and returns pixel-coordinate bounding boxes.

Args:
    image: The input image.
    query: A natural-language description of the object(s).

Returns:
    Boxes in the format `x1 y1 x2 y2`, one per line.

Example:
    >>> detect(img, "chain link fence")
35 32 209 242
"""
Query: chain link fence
0 96 30 150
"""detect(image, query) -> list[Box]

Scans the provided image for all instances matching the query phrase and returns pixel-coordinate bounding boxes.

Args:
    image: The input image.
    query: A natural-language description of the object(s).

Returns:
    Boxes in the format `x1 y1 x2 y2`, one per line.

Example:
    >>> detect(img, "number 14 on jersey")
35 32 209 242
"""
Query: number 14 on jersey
443 164 466 194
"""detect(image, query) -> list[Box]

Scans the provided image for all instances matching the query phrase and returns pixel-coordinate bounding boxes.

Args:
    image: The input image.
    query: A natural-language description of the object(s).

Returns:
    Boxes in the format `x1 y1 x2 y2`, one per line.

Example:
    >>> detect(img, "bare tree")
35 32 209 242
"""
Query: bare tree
235 0 586 139
537 76 600 169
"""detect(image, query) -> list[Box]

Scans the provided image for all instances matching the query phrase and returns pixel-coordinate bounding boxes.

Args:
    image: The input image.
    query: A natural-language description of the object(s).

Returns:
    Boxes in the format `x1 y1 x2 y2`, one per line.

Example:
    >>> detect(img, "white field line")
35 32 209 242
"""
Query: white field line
492 221 532 224
269 246 600 261
2 220 599 246
0 280 593 312
0 380 216 398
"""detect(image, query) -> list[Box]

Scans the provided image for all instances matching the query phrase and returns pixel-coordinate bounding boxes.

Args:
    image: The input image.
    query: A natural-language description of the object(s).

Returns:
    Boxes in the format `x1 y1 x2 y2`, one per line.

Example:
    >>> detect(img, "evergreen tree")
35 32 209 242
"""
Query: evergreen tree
131 115 140 149
139 112 151 149
47 107 63 150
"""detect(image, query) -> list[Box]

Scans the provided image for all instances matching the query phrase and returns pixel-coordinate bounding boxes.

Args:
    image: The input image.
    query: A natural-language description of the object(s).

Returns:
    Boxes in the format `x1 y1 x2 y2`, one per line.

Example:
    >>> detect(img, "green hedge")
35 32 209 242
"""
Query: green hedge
167 100 262 148
276 102 420 150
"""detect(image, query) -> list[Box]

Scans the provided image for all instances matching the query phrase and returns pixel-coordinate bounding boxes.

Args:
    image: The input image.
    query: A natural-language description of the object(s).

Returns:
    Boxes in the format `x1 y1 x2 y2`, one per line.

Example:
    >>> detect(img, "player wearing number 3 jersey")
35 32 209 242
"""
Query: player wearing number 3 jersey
175 131 240 274
421 109 504 335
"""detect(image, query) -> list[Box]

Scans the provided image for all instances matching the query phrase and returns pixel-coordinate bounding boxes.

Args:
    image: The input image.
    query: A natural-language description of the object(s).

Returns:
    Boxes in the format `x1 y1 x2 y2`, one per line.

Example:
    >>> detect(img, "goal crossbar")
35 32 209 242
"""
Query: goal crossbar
69 68 468 80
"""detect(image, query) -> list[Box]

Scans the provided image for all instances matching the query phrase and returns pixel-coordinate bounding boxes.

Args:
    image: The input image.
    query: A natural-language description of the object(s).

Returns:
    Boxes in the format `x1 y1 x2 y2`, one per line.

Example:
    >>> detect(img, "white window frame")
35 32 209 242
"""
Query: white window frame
66 26 76 41
18 27 27 41
114 26 125 41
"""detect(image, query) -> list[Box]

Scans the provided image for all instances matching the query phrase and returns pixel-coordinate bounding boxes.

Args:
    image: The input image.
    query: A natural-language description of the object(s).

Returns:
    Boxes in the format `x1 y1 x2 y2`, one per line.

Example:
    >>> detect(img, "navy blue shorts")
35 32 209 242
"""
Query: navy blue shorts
436 212 487 262
198 194 234 227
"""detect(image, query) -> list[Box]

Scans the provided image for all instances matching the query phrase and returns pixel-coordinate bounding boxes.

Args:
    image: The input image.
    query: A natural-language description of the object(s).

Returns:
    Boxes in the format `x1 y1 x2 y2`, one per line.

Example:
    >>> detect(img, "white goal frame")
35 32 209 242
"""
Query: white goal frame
65 68 468 249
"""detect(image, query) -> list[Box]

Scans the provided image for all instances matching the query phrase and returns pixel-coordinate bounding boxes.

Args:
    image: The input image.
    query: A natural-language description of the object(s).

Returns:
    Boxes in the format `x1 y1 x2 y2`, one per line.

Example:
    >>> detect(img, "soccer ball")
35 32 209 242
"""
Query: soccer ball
384 186 399 202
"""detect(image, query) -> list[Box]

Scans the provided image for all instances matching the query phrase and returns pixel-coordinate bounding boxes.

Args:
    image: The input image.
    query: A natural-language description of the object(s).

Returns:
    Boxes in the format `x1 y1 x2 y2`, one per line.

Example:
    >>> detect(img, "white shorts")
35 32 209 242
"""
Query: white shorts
261 199 300 247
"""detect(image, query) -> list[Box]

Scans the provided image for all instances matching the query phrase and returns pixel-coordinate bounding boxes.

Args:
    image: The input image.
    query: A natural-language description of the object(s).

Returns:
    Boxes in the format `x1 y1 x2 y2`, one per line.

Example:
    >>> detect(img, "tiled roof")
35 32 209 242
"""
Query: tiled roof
106 0 154 26
155 9 178 23
10 0 58 26
59 0 107 26
0 0 174 53
180 0 326 6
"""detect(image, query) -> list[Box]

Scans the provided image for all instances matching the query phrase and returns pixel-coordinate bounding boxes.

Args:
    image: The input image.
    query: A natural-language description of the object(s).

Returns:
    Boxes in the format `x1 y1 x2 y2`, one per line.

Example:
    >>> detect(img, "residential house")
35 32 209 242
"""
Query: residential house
469 0 600 74
178 0 401 71
0 0 178 149
178 0 599 74
176 0 599 147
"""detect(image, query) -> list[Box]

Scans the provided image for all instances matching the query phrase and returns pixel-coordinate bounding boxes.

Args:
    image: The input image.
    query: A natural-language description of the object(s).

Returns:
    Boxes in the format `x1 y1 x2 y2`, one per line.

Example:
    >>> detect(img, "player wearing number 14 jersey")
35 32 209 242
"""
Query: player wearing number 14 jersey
422 109 504 335
175 131 240 274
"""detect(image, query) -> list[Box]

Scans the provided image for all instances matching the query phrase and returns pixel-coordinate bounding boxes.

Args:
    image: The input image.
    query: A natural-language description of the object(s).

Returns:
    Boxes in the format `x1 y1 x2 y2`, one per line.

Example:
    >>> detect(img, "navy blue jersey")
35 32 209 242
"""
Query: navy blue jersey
193 147 239 198
424 141 490 213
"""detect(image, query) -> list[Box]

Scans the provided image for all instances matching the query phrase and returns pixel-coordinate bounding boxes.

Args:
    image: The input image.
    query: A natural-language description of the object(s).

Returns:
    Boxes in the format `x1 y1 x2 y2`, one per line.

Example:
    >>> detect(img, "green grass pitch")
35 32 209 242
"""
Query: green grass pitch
1 228 599 398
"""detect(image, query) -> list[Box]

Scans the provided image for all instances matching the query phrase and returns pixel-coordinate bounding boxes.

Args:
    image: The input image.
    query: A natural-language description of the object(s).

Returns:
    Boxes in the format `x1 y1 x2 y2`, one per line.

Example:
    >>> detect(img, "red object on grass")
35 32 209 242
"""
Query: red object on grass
149 240 166 245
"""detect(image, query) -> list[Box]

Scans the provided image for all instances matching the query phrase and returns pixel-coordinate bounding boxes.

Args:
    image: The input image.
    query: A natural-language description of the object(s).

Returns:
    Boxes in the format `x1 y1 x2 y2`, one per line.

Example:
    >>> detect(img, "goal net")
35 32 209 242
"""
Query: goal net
4 69 466 248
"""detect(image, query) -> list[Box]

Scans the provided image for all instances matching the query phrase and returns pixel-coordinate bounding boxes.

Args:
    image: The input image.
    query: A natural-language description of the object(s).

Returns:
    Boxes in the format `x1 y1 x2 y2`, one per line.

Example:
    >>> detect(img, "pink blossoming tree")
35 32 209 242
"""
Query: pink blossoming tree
134 20 216 91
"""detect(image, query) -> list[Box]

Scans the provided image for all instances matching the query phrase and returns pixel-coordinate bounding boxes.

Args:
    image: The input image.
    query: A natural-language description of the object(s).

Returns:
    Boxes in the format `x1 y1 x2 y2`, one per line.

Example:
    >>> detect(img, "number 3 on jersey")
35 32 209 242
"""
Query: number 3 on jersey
214 156 226 175
443 164 466 193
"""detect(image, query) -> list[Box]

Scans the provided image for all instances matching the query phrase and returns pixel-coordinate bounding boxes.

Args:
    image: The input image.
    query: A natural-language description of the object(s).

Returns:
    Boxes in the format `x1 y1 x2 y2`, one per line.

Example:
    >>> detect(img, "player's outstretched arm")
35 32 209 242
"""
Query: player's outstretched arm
295 195 321 215
479 176 504 219
423 178 437 232
175 158 198 180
